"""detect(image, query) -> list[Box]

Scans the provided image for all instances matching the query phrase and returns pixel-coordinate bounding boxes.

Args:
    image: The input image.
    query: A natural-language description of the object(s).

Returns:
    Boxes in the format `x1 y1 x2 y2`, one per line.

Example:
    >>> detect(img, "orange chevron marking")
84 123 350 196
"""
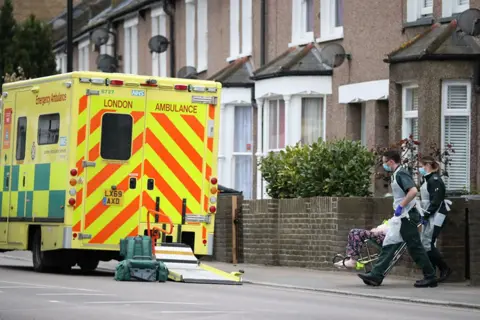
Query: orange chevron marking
89 196 141 244
207 137 213 152
146 128 201 200
86 133 143 196
89 143 100 162
152 113 203 172
144 159 194 214
204 195 208 213
77 125 86 146
181 114 204 140
90 109 116 134
127 227 139 238
131 111 145 123
76 157 84 176
86 163 121 197
78 164 141 231
208 105 215 119
78 95 88 114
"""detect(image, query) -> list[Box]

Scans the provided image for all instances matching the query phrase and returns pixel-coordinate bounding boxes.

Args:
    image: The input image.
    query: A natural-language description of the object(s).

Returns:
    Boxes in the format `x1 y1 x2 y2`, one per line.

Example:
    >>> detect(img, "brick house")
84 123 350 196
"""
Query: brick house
49 0 479 199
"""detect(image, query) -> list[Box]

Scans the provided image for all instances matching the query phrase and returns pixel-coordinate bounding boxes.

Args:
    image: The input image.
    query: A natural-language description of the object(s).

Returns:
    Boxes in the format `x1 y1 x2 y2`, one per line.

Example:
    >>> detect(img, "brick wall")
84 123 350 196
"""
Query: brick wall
213 193 243 263
215 196 473 282
468 198 480 285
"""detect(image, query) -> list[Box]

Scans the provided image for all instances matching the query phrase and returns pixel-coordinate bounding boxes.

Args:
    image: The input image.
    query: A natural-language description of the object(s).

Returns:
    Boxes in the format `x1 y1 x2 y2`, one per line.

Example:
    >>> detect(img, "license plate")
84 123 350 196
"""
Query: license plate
103 189 124 206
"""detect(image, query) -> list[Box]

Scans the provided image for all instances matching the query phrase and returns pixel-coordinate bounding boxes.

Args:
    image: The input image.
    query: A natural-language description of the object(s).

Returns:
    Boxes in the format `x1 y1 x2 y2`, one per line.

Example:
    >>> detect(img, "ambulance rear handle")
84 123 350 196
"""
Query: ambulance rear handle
129 177 137 189
147 179 154 190
22 176 26 187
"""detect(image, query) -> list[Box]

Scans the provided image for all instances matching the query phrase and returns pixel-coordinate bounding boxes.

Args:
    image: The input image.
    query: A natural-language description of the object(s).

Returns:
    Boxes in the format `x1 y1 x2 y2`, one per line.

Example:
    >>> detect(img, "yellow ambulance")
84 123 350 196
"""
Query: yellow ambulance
0 71 222 275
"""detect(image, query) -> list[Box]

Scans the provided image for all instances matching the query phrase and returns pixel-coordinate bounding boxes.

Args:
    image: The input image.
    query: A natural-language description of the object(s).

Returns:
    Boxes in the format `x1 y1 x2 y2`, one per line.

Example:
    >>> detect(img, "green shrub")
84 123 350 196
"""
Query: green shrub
258 139 376 199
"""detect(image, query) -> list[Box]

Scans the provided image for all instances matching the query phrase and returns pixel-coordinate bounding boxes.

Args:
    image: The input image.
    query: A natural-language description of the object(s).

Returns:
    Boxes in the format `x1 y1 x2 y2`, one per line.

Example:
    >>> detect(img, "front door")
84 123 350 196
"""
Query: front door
81 88 146 247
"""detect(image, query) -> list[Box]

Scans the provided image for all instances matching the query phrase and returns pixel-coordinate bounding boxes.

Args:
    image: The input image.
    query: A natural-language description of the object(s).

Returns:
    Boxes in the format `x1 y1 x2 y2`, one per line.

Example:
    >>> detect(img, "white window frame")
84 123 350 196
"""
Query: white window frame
402 84 419 139
185 0 196 67
197 0 208 72
300 96 326 145
406 0 433 22
123 17 139 74
290 0 315 47
78 39 90 71
151 7 168 77
227 0 252 61
232 105 253 200
55 52 67 73
360 103 366 146
266 98 286 152
442 0 469 17
318 0 344 43
441 80 471 192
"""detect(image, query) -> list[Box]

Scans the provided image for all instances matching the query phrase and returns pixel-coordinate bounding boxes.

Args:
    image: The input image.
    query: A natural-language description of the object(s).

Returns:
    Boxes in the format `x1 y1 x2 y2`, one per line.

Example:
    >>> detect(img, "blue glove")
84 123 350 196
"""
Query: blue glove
394 205 403 217
420 217 428 226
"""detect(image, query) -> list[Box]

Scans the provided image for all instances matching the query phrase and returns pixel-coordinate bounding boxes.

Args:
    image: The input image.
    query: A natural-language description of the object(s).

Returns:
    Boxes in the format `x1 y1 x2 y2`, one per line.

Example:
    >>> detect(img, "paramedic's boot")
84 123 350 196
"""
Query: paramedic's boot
357 273 382 286
413 277 437 288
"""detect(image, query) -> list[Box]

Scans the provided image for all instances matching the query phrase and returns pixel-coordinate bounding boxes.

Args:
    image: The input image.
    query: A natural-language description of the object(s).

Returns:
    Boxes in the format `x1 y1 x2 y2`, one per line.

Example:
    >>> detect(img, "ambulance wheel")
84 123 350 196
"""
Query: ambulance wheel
32 229 53 273
78 258 99 273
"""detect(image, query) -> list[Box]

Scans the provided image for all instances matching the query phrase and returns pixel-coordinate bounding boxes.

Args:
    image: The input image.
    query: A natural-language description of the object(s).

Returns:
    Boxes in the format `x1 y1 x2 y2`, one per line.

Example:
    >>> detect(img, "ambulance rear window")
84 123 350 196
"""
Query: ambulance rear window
100 113 133 161
15 117 27 161
38 113 60 145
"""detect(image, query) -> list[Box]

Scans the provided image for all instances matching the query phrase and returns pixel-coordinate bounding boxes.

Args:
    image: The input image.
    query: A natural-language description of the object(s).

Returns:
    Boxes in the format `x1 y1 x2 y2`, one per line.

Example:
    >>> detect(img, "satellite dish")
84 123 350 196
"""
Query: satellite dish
177 66 198 79
148 35 169 53
96 54 118 73
90 27 110 46
319 43 350 68
457 8 480 36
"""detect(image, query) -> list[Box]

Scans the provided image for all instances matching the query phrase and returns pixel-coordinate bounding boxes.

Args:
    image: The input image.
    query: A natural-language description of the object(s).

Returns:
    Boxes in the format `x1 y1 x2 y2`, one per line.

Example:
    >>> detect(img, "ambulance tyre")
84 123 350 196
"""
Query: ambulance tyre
78 258 99 273
32 229 54 273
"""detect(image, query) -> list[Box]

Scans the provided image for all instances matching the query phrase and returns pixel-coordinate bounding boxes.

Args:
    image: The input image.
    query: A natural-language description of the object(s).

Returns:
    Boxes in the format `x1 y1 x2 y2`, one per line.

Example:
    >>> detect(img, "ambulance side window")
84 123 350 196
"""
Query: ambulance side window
15 117 27 161
100 113 133 161
38 113 60 145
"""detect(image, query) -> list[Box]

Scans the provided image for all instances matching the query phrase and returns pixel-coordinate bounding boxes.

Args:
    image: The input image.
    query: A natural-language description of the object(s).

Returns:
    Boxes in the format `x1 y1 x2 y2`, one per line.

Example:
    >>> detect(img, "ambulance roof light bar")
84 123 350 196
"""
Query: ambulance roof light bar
141 79 158 87
174 84 188 91
109 79 124 86
90 78 105 85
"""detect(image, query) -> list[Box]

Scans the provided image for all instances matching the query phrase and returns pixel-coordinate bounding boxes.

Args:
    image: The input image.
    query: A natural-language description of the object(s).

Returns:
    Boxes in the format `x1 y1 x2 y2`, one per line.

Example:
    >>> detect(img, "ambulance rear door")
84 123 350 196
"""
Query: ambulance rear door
142 82 215 247
80 81 147 247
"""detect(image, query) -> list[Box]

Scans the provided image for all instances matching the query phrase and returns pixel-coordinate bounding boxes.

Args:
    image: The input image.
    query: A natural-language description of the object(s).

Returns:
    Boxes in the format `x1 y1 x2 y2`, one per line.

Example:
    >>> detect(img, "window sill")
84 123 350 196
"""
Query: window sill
316 33 344 44
226 52 252 63
438 13 460 24
288 38 315 48
403 16 434 29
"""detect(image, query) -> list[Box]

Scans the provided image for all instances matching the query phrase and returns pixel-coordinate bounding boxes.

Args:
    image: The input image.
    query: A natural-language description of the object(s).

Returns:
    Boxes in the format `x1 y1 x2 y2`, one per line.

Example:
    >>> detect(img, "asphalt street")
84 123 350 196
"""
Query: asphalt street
0 254 479 320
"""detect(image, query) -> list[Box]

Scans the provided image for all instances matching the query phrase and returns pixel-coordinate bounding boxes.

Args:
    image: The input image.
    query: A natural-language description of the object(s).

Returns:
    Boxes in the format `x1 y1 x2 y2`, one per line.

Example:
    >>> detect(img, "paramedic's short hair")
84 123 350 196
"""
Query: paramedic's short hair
383 150 401 164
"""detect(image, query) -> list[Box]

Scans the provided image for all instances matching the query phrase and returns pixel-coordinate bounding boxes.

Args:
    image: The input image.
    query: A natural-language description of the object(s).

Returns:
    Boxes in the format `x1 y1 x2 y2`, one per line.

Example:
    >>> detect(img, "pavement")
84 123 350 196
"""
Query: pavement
0 251 479 320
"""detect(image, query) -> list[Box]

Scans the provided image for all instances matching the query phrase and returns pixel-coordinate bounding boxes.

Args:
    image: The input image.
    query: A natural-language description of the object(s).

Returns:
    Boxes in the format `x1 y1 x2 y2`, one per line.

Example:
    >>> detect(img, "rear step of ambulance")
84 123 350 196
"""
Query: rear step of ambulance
154 243 243 285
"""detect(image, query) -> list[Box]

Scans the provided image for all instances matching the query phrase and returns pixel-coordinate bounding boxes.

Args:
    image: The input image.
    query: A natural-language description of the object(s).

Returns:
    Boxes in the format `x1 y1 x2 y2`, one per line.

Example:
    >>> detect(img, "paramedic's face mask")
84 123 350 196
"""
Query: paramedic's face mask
382 157 393 172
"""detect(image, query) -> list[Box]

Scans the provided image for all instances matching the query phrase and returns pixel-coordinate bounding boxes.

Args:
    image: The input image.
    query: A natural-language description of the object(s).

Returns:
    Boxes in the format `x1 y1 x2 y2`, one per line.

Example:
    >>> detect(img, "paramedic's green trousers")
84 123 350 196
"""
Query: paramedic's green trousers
370 209 436 280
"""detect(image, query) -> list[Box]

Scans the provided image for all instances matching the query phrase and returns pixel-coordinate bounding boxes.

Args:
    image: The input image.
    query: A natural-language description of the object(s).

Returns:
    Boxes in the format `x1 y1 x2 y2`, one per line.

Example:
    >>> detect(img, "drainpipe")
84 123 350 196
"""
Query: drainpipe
260 0 266 66
163 0 176 77
67 0 73 72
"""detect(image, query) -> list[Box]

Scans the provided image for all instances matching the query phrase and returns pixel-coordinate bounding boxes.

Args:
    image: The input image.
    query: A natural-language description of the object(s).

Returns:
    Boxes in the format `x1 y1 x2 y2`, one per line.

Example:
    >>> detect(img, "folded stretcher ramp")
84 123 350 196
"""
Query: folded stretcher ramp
154 243 243 285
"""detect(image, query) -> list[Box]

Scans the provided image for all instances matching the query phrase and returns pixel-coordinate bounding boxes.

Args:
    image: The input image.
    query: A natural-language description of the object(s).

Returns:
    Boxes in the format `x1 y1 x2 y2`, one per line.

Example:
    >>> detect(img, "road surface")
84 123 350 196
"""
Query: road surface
0 254 479 320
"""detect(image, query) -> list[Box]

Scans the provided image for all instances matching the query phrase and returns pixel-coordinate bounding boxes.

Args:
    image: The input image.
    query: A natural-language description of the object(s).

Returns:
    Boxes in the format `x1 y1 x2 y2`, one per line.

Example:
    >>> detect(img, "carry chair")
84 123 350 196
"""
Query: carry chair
332 222 422 276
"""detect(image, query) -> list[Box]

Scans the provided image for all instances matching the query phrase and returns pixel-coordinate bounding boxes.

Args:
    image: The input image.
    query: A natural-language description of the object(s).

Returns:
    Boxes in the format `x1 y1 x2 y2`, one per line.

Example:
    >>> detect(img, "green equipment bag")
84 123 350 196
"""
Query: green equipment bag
114 259 169 282
156 260 169 283
119 236 152 260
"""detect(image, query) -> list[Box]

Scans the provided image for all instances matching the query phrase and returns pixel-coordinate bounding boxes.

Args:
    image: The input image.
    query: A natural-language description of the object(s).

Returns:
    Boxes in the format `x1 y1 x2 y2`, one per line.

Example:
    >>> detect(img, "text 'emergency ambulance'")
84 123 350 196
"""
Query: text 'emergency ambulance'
35 93 67 105
155 103 197 114
104 99 133 108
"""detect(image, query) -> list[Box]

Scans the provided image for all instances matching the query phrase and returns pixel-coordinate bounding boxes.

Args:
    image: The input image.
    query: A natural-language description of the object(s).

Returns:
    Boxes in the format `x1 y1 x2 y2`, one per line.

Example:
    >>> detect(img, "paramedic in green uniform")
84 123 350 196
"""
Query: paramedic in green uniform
357 150 437 288
418 156 452 283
